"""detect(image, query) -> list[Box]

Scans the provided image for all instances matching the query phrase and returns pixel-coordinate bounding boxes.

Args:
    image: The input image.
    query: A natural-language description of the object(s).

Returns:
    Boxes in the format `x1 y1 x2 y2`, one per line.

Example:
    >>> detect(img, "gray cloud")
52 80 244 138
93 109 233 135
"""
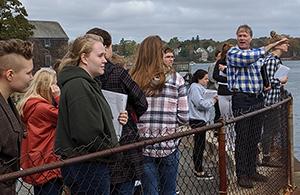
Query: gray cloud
21 0 300 43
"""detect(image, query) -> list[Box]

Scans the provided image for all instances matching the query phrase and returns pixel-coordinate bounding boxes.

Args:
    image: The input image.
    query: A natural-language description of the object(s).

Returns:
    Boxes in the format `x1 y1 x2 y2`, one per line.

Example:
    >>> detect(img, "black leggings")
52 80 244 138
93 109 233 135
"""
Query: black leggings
190 119 206 172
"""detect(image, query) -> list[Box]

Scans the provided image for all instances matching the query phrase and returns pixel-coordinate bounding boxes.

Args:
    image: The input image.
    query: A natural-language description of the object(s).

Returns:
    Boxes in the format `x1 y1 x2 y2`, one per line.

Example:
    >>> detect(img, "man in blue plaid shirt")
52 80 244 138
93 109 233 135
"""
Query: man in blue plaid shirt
227 24 288 188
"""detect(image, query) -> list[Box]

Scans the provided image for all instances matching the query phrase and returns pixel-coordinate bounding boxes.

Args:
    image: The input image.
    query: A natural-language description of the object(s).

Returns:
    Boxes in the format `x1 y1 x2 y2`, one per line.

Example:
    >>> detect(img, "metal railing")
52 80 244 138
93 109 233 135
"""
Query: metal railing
0 97 294 195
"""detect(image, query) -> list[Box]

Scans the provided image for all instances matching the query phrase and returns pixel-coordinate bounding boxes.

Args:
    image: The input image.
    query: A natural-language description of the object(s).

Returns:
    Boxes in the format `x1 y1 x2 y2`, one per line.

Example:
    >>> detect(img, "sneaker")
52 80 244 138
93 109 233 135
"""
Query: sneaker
193 170 214 180
249 172 268 182
238 175 254 188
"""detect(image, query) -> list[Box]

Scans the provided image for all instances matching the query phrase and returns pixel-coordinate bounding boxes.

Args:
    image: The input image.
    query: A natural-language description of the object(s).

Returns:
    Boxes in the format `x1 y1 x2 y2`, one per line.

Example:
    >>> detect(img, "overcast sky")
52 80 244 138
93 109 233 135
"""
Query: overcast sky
20 0 300 43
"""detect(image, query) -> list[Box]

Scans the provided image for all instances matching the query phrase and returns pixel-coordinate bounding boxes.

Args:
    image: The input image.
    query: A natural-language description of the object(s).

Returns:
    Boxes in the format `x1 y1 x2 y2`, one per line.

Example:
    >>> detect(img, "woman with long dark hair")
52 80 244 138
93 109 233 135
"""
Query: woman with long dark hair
188 69 217 180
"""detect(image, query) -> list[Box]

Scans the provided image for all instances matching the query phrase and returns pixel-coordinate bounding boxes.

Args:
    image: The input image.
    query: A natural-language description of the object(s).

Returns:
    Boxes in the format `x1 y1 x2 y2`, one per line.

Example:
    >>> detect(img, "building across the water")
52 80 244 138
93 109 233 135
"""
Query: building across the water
29 20 69 72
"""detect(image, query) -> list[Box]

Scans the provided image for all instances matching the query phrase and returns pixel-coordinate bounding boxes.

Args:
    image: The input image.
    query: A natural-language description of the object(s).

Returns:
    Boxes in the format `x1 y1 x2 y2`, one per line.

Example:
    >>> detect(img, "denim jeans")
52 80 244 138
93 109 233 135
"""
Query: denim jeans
142 149 179 195
111 180 135 195
61 162 110 195
34 178 63 195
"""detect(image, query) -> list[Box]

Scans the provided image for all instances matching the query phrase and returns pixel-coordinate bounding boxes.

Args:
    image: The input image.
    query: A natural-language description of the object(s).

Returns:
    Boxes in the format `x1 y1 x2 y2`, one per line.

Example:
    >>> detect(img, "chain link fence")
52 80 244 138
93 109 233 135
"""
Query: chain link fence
0 96 294 194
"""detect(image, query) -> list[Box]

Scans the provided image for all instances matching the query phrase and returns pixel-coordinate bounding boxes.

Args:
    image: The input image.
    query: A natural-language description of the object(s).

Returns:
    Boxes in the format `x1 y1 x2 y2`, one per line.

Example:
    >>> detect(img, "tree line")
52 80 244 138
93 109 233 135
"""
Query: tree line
114 36 300 65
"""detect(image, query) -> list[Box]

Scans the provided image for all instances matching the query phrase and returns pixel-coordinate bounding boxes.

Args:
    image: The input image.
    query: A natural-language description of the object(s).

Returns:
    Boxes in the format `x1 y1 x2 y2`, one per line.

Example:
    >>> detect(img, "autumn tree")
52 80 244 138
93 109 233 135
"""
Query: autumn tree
0 0 34 40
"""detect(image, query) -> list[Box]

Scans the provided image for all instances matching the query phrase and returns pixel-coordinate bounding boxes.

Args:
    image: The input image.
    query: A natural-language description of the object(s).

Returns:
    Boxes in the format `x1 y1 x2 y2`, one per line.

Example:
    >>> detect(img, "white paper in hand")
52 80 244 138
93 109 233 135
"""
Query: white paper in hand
102 89 128 141
274 65 290 80
204 89 217 99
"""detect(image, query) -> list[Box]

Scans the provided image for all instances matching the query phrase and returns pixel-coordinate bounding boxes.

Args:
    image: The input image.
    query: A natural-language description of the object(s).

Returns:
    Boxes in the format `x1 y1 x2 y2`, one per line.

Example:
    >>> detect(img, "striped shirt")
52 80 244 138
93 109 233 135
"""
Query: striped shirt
226 46 266 93
137 72 189 157
263 53 282 106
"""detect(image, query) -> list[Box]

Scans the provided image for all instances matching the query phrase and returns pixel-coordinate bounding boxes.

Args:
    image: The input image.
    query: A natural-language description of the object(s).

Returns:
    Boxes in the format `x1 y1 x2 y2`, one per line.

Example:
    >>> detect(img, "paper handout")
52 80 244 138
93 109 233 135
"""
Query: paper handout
274 65 290 80
204 89 217 99
102 89 128 141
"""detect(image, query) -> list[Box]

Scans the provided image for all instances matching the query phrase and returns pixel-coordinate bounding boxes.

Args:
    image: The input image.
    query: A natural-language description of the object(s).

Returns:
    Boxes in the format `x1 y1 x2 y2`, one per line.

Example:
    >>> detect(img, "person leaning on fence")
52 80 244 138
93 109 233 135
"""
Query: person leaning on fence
212 43 234 151
0 39 33 195
54 34 128 195
226 24 288 188
130 35 189 195
207 50 221 90
17 68 63 195
86 27 148 195
208 50 221 127
188 69 218 180
260 31 289 168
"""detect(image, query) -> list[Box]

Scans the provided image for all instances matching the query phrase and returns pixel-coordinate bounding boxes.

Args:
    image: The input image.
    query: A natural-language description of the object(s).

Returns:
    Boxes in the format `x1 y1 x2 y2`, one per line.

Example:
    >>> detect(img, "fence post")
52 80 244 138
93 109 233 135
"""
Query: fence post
218 119 227 195
287 98 295 192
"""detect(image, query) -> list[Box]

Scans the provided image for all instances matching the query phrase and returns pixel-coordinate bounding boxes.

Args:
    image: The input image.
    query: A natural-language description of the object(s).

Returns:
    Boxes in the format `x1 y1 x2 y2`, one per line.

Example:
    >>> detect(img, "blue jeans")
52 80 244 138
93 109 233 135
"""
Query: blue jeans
111 180 135 195
61 162 110 195
34 178 63 195
142 149 179 195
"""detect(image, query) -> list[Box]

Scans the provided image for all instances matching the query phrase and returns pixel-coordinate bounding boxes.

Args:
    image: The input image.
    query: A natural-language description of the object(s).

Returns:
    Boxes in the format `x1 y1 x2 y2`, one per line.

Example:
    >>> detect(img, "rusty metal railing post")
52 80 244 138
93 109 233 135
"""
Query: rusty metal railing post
218 119 227 195
287 97 295 192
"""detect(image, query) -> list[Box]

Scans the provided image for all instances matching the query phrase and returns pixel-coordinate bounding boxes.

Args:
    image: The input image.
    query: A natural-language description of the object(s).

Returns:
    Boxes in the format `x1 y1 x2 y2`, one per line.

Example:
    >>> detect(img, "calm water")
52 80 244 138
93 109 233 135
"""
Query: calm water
190 60 300 160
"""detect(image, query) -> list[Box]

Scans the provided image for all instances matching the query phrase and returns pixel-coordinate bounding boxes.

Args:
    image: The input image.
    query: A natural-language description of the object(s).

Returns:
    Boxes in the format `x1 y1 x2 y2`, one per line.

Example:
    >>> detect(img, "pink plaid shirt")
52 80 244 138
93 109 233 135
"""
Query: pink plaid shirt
137 72 189 157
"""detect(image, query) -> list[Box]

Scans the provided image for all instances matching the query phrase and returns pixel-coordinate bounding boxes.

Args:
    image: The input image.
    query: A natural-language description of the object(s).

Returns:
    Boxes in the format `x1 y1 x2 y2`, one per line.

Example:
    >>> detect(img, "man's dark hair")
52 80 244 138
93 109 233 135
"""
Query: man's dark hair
86 28 112 47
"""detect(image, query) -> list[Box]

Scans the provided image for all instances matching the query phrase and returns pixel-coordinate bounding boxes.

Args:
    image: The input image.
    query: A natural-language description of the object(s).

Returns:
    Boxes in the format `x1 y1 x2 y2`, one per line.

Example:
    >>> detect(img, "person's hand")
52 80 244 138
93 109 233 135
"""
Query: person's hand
213 95 218 104
280 76 288 84
264 84 271 92
277 37 289 45
218 64 226 71
50 84 60 97
118 111 128 125
265 37 289 51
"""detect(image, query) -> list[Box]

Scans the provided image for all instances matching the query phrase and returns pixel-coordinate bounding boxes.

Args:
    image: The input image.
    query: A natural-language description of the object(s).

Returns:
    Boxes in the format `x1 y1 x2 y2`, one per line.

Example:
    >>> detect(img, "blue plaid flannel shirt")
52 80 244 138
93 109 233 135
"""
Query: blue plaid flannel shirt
226 46 266 94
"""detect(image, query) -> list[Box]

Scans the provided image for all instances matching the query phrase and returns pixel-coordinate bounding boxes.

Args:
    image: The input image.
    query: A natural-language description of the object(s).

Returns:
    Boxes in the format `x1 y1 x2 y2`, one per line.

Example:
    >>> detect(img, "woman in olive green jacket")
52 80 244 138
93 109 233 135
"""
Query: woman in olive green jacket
55 34 127 195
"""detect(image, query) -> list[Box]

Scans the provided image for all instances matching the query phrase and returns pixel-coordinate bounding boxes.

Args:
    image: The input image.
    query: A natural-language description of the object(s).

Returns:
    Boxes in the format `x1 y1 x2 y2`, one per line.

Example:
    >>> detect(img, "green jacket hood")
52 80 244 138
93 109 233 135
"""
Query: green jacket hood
58 66 100 90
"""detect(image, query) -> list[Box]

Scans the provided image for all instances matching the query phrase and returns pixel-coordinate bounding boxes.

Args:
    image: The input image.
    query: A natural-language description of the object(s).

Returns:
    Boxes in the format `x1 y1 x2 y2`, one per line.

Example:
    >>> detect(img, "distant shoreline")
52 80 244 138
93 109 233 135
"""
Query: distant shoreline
282 57 300 61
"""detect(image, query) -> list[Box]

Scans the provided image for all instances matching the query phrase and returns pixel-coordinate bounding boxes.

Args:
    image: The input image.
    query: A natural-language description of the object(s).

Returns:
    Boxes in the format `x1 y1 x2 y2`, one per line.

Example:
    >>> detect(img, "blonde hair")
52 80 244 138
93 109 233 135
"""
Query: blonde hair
17 68 57 116
58 34 103 72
